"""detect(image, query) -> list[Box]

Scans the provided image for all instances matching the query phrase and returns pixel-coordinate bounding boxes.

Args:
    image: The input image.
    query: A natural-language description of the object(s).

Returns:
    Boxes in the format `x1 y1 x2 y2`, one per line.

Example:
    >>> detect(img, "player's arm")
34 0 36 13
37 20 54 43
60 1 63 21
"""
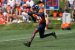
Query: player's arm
38 17 45 24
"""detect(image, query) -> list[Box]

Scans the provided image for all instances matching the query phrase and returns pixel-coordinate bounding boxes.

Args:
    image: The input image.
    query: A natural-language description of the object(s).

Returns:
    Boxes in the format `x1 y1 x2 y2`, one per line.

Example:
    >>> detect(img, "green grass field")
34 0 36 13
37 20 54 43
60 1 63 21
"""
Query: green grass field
0 22 75 50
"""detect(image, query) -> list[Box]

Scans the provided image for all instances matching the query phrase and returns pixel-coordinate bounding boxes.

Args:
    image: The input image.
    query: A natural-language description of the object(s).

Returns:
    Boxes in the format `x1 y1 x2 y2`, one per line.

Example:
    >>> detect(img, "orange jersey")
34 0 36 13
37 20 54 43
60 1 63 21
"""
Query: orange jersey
0 18 6 24
0 14 4 18
53 12 57 17
59 12 62 17
16 6 20 11
0 14 6 24
24 0 27 2
61 23 70 29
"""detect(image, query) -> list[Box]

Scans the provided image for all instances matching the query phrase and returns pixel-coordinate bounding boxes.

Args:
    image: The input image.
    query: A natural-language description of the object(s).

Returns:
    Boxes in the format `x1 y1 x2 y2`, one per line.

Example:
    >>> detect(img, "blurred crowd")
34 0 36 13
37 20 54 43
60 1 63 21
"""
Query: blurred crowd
0 0 46 24
0 0 75 25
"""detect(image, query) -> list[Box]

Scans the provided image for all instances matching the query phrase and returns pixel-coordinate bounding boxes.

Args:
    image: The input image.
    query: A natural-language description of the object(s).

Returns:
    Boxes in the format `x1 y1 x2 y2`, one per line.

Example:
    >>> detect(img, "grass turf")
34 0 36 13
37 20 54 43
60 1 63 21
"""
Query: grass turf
0 19 75 50
0 27 75 50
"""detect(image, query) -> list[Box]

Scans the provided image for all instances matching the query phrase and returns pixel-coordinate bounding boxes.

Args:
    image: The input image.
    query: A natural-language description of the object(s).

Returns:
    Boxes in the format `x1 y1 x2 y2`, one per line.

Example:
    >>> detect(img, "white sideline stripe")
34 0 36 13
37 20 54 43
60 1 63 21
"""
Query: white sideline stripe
0 36 39 42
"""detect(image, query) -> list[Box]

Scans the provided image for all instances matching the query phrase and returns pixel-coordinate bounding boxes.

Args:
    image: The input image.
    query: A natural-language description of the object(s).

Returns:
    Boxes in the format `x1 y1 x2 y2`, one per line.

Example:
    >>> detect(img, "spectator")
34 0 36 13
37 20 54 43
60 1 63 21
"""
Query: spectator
6 11 13 23
0 1 2 7
0 9 6 24
73 0 75 9
67 0 74 9
53 10 58 20
3 11 8 22
15 4 21 15
15 0 21 5
21 4 27 11
26 0 34 7
61 10 71 30
6 4 12 14
7 0 15 7
22 9 30 23
20 0 26 6
72 10 75 21
1 0 7 10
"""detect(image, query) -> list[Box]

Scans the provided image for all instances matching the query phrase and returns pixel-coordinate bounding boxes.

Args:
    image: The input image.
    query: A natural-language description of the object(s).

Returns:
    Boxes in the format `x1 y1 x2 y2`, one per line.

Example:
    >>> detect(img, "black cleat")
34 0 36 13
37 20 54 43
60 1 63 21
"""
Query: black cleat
24 42 31 47
52 32 57 39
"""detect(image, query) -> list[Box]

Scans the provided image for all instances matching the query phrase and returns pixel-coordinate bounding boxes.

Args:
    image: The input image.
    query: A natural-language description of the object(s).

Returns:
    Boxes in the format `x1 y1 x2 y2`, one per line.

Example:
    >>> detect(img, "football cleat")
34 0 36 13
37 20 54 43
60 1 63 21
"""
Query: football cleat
24 42 31 47
51 32 57 39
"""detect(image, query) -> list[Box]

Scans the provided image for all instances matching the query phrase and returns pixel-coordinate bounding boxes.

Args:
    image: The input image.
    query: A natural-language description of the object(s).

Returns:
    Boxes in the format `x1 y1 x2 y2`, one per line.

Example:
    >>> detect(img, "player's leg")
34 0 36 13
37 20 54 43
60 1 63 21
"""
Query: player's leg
39 29 57 39
39 29 45 38
29 28 38 43
48 32 57 39
24 23 45 47
39 23 57 39
24 28 39 47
